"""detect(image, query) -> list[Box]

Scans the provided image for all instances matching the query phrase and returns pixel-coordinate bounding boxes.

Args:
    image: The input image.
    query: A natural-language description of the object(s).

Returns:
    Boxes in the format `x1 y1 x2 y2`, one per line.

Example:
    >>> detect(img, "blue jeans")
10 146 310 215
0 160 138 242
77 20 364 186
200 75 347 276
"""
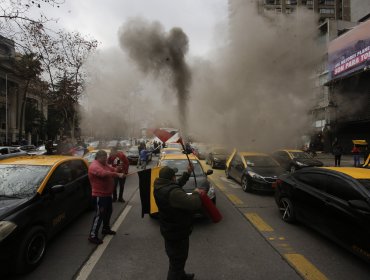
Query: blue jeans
354 154 361 167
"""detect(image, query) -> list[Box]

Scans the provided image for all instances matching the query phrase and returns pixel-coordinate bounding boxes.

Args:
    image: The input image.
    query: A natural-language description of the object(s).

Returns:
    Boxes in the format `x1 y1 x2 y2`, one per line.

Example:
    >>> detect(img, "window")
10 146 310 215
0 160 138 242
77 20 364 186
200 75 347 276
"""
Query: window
47 162 73 187
326 176 363 200
294 172 327 191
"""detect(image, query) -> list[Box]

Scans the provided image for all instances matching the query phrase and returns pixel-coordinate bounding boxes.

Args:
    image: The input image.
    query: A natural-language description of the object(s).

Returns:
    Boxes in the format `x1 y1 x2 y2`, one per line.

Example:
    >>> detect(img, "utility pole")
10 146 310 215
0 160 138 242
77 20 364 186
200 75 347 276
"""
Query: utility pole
5 73 8 144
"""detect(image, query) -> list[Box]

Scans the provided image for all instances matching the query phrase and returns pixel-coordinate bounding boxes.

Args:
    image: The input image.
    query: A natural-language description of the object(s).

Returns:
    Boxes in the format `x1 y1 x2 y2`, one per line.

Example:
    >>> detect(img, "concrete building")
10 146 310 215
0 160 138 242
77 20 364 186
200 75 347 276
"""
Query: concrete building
0 35 48 145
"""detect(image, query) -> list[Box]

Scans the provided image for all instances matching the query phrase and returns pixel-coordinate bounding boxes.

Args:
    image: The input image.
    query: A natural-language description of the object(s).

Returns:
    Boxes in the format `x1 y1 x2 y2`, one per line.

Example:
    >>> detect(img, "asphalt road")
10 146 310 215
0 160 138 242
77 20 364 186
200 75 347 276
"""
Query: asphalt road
10 157 370 280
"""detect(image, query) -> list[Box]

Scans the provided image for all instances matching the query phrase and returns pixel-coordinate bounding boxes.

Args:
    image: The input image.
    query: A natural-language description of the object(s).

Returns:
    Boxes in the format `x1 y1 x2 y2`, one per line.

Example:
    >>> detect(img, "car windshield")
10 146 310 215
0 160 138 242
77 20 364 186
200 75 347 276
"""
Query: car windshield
290 152 311 159
128 148 139 155
160 159 204 177
244 156 280 167
0 165 51 198
358 179 370 191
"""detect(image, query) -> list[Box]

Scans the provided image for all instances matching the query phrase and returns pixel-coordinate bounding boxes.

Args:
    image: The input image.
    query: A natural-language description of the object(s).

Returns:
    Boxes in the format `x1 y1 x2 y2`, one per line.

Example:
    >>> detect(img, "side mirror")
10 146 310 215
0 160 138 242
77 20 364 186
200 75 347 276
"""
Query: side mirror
206 169 213 175
348 200 370 212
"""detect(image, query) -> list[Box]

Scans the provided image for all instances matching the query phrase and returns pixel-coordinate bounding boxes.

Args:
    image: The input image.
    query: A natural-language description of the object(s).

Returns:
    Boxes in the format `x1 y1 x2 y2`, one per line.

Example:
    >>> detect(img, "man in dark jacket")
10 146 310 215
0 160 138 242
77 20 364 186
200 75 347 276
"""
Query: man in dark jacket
154 165 202 280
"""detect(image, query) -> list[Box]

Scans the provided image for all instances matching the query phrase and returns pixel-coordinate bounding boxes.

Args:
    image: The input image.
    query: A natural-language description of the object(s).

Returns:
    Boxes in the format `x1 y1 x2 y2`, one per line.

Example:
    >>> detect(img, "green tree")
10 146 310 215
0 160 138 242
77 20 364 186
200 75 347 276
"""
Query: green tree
15 52 42 141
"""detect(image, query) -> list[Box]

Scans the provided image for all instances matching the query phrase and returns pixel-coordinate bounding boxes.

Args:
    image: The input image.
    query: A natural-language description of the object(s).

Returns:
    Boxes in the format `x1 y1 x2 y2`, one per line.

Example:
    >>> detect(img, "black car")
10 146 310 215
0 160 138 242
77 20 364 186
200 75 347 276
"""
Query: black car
206 147 229 169
271 149 323 173
225 151 284 192
274 167 370 263
0 156 92 275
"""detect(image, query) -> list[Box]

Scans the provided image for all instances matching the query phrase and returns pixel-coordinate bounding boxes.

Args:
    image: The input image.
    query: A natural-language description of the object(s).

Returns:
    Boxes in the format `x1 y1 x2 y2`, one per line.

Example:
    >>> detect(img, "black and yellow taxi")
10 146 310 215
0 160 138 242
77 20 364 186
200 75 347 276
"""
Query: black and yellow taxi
0 155 91 275
150 154 215 216
275 167 370 263
225 150 284 192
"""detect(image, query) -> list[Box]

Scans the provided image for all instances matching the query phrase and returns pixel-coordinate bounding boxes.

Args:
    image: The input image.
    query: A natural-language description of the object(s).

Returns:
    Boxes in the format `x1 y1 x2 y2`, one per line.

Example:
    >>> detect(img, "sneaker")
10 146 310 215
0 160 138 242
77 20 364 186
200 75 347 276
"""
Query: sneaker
88 236 103 245
102 229 116 235
118 198 125 203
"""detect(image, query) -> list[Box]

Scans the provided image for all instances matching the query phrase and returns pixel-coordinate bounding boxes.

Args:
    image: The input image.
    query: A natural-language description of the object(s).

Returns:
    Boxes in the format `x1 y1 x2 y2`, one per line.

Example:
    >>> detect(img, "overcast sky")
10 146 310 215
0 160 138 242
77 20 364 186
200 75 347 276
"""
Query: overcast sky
38 0 228 56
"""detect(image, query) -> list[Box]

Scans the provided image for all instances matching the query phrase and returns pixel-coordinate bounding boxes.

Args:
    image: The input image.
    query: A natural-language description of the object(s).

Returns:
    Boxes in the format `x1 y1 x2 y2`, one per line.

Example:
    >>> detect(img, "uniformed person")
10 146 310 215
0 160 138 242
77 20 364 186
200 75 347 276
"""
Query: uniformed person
154 165 203 280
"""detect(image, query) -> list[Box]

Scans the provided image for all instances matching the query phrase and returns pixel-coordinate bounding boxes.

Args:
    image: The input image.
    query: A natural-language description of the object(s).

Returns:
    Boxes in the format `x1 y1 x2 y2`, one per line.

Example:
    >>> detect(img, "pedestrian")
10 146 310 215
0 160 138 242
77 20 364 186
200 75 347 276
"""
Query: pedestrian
137 142 144 168
108 147 129 202
351 144 361 167
363 145 369 165
139 146 148 169
332 143 343 167
88 150 125 245
153 165 203 280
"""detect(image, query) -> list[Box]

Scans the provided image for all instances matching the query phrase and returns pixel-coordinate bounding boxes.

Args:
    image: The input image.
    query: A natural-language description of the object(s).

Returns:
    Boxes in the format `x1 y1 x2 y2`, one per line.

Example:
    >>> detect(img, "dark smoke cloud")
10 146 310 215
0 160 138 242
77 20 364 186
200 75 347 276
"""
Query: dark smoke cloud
118 18 191 132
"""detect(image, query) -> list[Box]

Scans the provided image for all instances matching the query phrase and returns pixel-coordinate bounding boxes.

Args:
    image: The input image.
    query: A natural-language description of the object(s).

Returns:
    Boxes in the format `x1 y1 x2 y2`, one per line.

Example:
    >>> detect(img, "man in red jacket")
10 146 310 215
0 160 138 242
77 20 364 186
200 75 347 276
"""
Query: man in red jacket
108 147 130 202
88 150 125 245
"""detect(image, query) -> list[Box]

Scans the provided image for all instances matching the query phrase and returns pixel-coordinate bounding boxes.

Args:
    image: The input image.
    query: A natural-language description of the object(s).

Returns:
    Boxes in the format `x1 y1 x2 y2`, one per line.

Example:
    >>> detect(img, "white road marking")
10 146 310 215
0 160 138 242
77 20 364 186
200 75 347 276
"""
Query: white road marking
76 205 132 280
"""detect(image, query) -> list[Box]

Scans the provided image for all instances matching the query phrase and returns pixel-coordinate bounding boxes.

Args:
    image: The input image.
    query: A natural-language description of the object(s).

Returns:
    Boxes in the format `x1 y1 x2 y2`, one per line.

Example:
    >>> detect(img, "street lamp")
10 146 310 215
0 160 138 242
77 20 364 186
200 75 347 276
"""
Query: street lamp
5 73 8 144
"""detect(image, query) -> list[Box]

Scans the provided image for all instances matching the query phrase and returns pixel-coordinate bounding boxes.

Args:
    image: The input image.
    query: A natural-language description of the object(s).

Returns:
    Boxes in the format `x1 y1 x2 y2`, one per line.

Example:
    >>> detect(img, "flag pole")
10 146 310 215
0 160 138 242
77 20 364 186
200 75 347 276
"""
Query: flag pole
179 139 198 188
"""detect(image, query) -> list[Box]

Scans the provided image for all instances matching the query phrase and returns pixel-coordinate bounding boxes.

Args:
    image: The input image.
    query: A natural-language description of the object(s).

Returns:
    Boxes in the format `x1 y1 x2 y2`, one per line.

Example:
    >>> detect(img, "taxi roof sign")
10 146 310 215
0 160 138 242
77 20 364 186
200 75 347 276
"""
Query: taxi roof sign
352 140 368 146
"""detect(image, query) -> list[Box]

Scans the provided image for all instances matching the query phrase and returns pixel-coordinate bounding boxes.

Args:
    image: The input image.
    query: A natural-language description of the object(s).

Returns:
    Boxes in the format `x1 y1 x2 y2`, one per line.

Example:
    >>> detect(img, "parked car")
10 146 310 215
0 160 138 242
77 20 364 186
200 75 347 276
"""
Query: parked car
153 154 215 216
0 146 27 159
191 143 210 160
274 167 370 263
206 147 229 169
83 149 111 165
0 155 91 275
225 150 284 192
271 149 323 173
127 146 152 165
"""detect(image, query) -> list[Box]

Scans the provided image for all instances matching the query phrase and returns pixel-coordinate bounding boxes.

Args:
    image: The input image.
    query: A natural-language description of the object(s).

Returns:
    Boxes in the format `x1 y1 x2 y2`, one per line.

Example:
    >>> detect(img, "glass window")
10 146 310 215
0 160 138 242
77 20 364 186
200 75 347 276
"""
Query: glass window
47 162 73 187
358 179 370 191
326 176 363 200
0 164 50 198
294 172 327 191
160 159 203 177
244 156 280 167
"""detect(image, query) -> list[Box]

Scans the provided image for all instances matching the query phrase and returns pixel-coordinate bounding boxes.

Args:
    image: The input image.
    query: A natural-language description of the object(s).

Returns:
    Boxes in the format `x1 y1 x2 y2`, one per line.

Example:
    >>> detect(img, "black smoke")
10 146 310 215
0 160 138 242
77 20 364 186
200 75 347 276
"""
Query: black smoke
118 18 191 132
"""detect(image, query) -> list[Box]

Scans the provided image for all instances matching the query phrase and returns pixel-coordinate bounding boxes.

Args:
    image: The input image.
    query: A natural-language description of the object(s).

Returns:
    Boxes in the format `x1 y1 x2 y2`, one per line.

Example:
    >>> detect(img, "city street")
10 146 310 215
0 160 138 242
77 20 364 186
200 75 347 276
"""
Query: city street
12 158 370 280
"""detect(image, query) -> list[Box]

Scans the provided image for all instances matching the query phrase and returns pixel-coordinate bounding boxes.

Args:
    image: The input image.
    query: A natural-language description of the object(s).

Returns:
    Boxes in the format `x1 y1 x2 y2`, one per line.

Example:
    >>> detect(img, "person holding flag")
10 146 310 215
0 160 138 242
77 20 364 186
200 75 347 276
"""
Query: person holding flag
153 165 203 280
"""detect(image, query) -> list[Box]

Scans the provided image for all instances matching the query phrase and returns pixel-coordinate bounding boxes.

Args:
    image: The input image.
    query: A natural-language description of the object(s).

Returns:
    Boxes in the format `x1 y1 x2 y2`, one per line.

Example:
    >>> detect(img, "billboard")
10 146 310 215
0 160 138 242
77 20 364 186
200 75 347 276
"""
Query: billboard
328 20 370 81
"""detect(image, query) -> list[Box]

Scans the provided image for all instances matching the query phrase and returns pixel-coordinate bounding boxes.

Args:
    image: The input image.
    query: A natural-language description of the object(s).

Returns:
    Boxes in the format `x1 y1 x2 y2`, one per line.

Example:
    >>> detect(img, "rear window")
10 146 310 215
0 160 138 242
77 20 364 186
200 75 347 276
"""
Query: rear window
0 164 51 198
160 159 204 177
244 156 280 167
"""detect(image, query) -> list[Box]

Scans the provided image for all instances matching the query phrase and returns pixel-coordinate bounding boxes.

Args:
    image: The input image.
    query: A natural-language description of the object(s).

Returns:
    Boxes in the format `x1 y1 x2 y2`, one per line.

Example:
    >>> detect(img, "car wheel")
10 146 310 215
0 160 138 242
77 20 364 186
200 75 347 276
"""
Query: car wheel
279 197 295 223
16 226 47 274
241 176 252 192
225 168 231 179
290 165 296 173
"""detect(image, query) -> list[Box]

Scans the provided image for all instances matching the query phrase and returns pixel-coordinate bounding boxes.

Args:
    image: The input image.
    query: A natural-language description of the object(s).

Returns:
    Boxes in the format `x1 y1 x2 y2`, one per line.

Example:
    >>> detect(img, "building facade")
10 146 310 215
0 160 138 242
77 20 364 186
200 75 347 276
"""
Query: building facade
0 35 48 145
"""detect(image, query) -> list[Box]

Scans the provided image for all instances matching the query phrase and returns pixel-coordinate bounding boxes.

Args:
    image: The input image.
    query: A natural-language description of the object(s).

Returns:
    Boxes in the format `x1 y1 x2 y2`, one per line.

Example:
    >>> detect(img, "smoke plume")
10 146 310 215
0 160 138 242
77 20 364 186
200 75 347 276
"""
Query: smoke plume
118 18 191 133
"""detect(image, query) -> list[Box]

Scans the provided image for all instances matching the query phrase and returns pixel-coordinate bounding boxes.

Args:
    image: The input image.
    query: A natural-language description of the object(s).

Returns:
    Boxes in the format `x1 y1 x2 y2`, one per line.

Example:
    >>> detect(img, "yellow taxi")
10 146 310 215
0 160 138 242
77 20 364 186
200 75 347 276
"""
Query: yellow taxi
271 149 324 173
225 150 284 192
150 154 215 216
159 147 184 160
0 155 91 275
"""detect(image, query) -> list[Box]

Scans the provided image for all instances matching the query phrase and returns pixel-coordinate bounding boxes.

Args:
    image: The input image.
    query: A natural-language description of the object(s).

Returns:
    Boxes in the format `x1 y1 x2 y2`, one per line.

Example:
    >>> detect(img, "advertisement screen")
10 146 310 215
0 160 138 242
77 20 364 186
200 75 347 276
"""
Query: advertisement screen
328 20 370 81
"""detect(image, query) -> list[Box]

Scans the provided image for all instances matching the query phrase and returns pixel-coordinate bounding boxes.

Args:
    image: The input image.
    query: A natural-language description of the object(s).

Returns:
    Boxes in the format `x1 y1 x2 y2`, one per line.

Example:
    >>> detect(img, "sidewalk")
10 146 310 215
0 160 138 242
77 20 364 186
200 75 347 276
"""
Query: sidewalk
315 152 359 167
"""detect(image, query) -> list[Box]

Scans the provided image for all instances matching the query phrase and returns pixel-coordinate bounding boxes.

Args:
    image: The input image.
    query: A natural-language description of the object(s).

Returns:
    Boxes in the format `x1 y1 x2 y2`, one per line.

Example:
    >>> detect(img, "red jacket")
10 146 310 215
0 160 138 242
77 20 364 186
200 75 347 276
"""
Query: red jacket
88 160 118 197
108 151 129 173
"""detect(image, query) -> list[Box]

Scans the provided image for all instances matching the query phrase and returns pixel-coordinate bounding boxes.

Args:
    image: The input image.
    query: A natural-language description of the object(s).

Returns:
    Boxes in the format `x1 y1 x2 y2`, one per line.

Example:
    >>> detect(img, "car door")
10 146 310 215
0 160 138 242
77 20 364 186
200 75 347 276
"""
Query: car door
324 175 370 252
292 171 328 232
232 154 245 183
41 161 83 235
